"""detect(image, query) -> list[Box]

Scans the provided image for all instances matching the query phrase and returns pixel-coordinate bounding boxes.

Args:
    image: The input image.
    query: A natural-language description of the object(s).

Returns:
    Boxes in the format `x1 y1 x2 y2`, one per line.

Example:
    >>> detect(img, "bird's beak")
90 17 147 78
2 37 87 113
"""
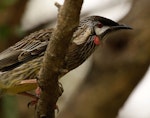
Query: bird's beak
100 24 132 38
110 24 132 31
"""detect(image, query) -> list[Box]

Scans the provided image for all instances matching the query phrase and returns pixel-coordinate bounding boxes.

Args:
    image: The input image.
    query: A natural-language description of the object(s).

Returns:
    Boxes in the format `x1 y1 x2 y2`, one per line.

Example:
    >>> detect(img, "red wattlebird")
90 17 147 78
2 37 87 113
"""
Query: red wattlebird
0 16 132 99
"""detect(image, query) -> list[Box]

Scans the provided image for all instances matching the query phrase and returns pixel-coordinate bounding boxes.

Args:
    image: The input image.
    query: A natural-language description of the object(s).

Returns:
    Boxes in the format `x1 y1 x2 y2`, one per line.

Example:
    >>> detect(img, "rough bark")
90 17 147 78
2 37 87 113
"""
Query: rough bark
35 0 83 118
57 0 150 118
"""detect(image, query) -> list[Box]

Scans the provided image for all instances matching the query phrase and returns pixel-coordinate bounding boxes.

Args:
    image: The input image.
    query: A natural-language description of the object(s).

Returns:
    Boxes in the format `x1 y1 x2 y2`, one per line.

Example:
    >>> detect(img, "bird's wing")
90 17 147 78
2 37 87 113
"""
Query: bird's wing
0 29 53 71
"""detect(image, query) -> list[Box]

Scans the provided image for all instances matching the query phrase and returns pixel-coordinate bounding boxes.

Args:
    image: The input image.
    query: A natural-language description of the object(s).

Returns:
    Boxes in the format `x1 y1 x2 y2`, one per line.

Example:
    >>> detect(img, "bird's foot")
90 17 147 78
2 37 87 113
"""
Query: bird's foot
27 85 61 110
27 87 41 108
18 92 39 108
27 97 39 108
35 86 41 97
19 83 63 111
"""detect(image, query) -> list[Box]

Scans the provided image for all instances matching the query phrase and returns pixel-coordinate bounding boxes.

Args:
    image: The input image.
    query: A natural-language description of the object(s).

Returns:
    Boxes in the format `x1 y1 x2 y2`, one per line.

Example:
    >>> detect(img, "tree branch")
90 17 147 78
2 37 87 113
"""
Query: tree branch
36 0 83 118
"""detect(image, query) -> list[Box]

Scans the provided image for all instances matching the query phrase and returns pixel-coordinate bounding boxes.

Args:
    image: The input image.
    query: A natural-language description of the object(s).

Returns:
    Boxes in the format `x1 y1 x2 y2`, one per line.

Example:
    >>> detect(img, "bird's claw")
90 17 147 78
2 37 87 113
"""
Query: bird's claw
27 98 39 108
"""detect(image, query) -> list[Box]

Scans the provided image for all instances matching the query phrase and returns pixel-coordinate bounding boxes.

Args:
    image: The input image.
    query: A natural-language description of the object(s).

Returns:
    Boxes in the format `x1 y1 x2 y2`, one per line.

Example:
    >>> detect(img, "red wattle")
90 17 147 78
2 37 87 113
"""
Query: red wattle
94 36 100 45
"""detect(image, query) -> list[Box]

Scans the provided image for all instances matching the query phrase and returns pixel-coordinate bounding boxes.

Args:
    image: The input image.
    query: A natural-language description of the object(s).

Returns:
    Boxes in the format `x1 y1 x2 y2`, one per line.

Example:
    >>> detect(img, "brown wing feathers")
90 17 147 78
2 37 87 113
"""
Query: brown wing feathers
0 29 53 71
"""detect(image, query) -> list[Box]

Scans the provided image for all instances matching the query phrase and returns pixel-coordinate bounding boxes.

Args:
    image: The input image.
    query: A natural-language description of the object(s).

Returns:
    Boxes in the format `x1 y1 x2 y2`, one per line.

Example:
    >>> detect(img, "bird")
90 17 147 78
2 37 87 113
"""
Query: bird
0 16 132 97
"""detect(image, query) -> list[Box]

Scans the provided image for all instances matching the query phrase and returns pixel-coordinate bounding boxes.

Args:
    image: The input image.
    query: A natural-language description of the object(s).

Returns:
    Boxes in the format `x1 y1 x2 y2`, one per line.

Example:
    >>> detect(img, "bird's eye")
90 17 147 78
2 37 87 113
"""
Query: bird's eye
97 23 103 28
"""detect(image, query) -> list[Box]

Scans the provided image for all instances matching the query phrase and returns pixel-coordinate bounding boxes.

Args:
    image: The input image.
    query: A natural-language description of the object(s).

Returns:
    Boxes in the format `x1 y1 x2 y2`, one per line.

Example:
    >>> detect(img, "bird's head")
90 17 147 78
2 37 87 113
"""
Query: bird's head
73 16 132 46
92 16 132 40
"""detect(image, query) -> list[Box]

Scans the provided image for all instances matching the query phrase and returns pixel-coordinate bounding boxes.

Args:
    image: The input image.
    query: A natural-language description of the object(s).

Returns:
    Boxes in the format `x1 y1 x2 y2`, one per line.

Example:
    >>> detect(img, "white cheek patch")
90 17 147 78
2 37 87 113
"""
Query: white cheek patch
95 26 109 35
